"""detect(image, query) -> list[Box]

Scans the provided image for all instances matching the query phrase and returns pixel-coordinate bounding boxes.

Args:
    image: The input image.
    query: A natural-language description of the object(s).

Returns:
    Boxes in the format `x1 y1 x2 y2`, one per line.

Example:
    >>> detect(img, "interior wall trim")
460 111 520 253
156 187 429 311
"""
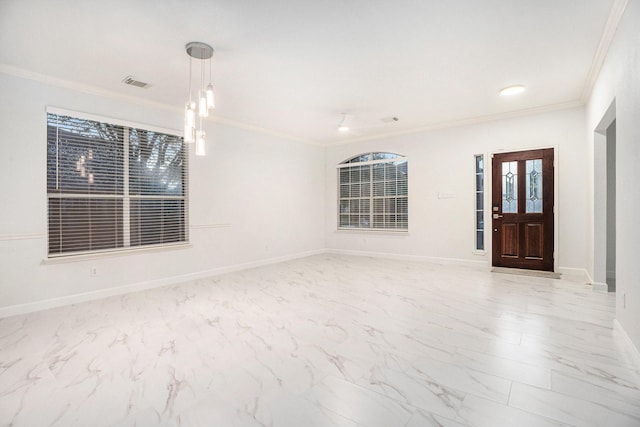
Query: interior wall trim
326 101 584 146
0 64 318 146
0 233 45 241
0 248 325 319
190 223 232 229
614 319 640 369
592 281 609 292
581 0 629 102
557 267 590 283
325 248 488 270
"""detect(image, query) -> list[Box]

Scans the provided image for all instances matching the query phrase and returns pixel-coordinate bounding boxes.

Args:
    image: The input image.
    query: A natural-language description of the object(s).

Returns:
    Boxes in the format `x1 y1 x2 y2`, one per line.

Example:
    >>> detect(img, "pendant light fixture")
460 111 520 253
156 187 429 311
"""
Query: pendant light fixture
184 42 215 156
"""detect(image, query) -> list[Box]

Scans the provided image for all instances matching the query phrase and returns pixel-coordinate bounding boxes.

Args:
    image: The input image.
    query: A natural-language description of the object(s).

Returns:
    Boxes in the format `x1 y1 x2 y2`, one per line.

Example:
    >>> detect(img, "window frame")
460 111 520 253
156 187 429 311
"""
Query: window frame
337 152 408 232
474 154 485 253
46 107 189 259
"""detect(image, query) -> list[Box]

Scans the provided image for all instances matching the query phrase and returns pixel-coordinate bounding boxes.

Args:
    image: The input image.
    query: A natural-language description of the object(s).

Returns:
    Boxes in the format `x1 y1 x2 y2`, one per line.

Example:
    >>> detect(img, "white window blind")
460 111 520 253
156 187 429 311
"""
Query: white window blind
47 112 188 257
338 152 408 230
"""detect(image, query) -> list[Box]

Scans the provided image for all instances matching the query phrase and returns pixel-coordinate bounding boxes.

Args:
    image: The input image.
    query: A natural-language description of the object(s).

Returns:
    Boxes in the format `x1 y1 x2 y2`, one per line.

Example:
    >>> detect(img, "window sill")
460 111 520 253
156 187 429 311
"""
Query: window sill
42 243 192 264
336 228 409 235
472 250 487 256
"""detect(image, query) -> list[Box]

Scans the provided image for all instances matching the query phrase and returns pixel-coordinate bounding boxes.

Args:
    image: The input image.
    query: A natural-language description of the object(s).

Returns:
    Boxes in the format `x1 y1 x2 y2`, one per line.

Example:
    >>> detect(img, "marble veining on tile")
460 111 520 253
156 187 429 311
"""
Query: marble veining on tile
0 254 638 426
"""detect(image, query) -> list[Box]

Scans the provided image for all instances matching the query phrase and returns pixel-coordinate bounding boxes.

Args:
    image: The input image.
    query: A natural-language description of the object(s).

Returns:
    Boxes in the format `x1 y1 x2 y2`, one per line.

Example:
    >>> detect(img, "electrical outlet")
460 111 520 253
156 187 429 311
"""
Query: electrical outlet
90 266 98 277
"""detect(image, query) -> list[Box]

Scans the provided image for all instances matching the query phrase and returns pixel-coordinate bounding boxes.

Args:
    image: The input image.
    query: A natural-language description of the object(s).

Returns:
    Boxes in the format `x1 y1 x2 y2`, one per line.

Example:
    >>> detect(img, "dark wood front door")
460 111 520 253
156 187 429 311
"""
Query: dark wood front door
492 148 554 271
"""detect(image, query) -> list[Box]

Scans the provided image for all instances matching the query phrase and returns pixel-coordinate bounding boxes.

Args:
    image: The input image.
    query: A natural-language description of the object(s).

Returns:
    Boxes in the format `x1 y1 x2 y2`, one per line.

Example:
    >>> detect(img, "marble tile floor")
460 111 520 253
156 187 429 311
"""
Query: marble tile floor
1 254 639 426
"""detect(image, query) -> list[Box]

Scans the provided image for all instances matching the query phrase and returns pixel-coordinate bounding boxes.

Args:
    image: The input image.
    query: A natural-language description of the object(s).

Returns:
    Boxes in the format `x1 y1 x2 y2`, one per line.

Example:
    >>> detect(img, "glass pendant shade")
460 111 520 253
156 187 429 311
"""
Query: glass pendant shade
198 92 208 117
195 131 206 156
206 84 215 109
184 102 195 143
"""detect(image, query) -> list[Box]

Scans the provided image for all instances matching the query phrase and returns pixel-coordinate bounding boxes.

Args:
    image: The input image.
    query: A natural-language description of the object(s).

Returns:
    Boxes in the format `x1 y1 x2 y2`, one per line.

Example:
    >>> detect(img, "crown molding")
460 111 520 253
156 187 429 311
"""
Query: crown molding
0 63 319 146
325 100 584 146
581 0 629 102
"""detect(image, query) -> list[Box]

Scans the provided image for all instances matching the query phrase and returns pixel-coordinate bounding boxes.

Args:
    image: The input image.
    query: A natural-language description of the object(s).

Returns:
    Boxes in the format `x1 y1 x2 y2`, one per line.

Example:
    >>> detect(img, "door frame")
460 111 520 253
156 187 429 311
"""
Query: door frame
592 99 616 291
485 145 559 273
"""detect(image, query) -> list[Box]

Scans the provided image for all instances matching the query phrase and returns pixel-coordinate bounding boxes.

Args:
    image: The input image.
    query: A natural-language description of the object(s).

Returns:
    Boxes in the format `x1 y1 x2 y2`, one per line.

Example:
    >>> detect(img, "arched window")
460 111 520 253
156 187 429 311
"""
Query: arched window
338 152 408 230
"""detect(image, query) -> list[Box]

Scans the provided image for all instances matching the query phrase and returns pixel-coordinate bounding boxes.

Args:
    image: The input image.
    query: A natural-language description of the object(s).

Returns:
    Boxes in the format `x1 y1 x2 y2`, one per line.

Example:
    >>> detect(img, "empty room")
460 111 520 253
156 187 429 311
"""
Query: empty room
1 0 639 426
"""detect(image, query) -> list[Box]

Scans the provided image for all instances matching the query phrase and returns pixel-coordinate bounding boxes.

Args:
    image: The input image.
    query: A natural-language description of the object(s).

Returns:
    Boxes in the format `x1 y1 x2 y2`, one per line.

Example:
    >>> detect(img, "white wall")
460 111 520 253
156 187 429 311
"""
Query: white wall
325 107 588 274
586 0 640 351
0 72 325 313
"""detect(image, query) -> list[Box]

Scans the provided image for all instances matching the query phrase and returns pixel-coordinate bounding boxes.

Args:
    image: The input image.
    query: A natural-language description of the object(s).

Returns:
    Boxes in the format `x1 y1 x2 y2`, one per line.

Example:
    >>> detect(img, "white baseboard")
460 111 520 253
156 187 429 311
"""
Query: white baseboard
557 267 589 282
585 269 594 284
591 281 609 292
0 248 325 319
325 248 488 270
614 319 640 369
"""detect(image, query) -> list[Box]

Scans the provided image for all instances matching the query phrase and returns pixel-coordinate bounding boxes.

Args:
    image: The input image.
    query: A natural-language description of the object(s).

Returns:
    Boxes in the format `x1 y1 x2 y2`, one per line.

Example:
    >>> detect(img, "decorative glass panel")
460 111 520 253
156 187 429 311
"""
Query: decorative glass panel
476 230 484 250
526 159 543 213
373 152 400 160
346 154 371 163
502 161 518 213
475 173 483 192
475 155 484 174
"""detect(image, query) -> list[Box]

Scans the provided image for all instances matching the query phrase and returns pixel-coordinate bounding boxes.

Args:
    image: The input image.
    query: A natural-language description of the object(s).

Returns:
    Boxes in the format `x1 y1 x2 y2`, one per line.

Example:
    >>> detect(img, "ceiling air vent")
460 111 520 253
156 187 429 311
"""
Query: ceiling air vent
380 116 399 123
122 76 150 88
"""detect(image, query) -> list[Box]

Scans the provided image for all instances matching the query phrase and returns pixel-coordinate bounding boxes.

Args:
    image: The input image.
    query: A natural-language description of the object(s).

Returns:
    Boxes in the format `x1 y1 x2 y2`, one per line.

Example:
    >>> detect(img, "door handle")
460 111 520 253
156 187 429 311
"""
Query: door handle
492 213 503 219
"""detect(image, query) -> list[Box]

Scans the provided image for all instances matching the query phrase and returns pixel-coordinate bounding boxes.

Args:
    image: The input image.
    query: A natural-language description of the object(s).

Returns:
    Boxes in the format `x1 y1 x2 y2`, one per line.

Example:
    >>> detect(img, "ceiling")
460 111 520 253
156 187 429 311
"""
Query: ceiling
0 0 617 145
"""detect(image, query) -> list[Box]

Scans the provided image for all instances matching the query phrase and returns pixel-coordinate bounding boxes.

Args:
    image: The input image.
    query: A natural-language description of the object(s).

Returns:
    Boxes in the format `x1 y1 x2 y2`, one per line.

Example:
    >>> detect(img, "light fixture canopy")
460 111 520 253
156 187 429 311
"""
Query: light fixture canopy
500 85 526 96
184 42 215 156
186 42 214 60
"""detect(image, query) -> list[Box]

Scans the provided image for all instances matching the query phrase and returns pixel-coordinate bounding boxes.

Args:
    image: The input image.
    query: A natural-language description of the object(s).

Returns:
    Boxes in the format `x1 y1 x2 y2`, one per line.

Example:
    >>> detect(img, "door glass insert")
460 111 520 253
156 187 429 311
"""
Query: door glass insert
502 161 518 213
526 159 543 213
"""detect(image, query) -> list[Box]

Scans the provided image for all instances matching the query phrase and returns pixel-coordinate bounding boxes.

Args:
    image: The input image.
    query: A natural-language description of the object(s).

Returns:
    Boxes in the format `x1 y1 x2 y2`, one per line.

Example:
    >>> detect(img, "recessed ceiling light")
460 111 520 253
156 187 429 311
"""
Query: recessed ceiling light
338 125 349 132
500 85 526 96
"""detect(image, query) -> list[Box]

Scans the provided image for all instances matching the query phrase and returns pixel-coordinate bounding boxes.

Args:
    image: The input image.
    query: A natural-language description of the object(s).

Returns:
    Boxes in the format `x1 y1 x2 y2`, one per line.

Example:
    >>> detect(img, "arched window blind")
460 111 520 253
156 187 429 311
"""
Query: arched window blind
47 111 188 257
338 152 408 230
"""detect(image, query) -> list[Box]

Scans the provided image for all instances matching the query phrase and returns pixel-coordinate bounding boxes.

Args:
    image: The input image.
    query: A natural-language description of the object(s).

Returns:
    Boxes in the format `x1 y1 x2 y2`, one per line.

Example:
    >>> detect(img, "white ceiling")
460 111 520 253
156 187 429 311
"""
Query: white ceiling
0 0 616 144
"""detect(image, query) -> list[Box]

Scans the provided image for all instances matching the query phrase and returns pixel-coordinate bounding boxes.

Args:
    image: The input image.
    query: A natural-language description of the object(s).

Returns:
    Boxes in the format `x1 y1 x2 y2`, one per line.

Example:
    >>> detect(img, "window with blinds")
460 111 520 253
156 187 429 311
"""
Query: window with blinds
47 111 188 257
338 152 408 230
